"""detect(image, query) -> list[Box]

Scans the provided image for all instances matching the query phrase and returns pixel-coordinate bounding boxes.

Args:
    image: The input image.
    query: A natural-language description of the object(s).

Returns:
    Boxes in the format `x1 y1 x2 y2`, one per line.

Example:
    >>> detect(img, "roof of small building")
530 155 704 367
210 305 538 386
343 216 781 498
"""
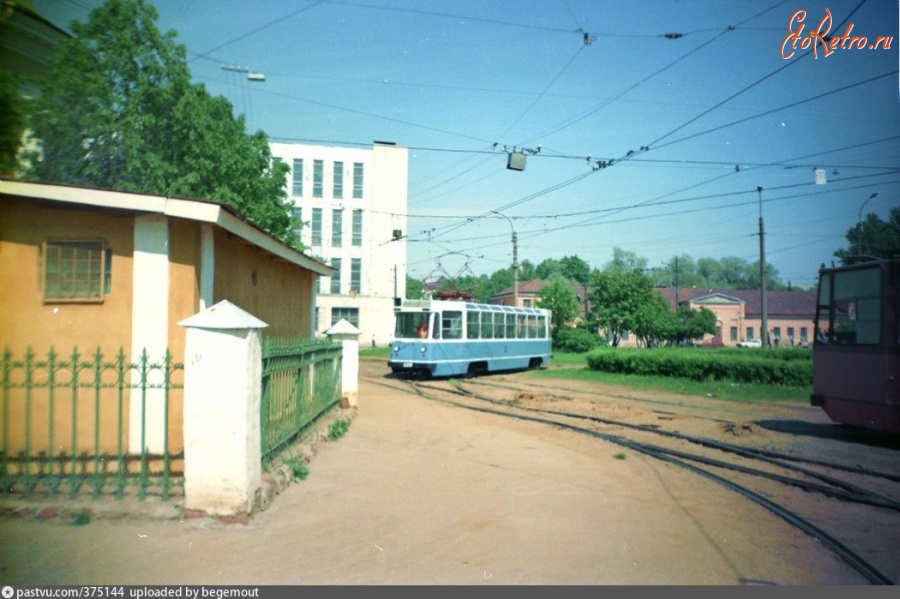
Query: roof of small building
0 178 334 276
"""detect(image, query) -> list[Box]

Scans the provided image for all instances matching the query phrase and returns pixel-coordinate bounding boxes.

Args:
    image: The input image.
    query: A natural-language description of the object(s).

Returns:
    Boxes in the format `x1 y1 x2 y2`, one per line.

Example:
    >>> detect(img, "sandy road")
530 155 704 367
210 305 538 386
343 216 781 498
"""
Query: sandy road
0 360 877 585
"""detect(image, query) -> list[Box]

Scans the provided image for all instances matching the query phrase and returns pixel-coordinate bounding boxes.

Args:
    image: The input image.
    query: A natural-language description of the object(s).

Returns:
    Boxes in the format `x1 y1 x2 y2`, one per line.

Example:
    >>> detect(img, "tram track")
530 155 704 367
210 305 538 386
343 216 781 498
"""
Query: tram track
362 369 898 585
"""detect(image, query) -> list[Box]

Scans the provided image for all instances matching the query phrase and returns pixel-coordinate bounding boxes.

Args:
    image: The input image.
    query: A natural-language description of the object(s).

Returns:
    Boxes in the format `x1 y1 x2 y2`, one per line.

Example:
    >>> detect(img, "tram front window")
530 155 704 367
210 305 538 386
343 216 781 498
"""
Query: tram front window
396 312 432 339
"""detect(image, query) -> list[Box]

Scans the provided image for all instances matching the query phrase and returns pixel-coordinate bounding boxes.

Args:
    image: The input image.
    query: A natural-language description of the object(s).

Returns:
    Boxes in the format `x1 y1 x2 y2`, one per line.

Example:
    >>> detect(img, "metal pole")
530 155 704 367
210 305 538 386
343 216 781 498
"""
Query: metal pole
758 186 768 348
491 211 518 306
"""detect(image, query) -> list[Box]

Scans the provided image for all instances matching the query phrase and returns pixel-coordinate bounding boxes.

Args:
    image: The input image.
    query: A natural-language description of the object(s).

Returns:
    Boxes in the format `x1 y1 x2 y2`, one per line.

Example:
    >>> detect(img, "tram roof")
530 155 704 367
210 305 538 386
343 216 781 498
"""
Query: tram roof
398 298 548 315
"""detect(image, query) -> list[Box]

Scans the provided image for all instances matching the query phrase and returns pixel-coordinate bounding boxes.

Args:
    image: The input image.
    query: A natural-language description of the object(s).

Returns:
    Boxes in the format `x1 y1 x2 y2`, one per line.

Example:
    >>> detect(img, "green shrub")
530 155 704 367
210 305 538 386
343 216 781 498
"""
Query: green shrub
328 418 351 441
585 347 811 386
554 327 603 353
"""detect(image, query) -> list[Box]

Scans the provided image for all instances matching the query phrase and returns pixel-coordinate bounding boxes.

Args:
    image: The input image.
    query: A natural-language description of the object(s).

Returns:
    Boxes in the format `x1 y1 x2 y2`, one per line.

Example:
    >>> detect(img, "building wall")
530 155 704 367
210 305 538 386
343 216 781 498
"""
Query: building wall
0 196 136 356
212 227 316 339
269 141 408 346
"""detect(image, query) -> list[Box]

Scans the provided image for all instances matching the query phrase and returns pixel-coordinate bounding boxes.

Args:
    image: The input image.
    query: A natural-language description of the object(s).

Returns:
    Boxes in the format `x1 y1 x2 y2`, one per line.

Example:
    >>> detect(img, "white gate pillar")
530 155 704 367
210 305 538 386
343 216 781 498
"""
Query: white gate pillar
325 318 360 409
178 300 268 517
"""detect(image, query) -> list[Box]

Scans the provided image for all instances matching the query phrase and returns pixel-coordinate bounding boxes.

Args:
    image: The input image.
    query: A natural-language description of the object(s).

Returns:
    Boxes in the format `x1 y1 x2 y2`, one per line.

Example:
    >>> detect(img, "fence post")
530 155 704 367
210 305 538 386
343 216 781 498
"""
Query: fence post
177 300 268 517
325 318 360 409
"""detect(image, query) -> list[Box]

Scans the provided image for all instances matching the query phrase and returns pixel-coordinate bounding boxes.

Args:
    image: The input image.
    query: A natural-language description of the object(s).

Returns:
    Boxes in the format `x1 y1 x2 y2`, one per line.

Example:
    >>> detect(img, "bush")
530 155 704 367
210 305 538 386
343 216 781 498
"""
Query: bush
554 327 604 353
585 347 811 386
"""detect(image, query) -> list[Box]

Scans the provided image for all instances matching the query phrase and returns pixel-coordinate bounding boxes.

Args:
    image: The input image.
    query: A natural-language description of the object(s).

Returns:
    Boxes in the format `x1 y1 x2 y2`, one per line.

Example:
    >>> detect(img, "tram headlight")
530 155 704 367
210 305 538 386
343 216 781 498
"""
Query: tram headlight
420 346 426 353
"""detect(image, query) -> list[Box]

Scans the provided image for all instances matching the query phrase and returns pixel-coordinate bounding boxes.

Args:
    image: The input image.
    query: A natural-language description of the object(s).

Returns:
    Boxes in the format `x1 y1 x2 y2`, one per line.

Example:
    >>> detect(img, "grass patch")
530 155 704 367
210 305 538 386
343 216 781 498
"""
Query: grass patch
613 453 627 460
328 418 351 441
360 348 391 360
72 511 91 526
283 455 310 481
538 352 810 404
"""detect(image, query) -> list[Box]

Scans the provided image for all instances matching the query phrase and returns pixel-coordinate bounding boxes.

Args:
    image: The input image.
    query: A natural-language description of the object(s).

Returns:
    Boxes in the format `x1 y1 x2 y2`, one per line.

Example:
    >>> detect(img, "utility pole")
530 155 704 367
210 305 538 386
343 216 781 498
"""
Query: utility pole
492 210 518 306
758 186 768 348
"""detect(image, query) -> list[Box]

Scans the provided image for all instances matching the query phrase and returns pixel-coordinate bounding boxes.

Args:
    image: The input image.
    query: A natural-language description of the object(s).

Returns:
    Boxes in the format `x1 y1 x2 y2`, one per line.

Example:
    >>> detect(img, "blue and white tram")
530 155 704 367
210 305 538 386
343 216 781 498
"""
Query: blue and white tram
388 298 552 378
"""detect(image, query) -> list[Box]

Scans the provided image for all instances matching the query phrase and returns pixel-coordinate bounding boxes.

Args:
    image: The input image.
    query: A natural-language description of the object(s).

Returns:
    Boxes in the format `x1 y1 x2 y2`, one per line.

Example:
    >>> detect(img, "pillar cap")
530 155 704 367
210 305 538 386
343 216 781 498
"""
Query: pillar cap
178 300 269 330
325 318 361 339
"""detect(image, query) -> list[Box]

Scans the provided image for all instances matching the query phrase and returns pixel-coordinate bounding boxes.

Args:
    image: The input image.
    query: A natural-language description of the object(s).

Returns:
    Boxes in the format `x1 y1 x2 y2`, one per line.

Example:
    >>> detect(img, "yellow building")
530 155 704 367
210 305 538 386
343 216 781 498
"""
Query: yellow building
0 179 333 457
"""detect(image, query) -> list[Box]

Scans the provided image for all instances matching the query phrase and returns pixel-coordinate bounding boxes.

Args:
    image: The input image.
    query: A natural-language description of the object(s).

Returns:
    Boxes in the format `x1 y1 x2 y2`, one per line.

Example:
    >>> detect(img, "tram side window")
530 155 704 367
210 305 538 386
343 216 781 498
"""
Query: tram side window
442 311 463 339
480 311 493 339
495 313 506 339
467 309 480 339
517 314 526 338
506 314 516 338
832 268 881 345
537 315 546 339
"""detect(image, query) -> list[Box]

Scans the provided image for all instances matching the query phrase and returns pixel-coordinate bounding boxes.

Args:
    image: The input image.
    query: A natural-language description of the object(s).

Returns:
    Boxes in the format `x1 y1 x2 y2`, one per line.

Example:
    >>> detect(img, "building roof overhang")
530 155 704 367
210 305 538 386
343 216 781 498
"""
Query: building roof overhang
0 179 334 276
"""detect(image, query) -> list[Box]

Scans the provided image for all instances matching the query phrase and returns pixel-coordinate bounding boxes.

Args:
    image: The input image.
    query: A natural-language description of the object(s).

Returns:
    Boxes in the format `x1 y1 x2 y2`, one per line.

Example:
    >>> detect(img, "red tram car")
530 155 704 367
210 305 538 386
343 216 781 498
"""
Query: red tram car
810 258 899 433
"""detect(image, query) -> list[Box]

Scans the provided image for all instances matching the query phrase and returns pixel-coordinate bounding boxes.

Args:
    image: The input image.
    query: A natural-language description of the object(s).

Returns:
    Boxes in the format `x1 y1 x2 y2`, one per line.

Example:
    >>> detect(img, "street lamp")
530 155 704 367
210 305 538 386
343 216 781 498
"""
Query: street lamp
491 210 518 307
757 186 768 348
857 192 879 256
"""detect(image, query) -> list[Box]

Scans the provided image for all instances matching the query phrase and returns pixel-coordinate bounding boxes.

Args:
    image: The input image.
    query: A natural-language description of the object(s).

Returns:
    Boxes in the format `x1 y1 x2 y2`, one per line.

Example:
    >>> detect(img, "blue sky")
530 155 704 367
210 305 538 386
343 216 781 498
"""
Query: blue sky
39 0 900 287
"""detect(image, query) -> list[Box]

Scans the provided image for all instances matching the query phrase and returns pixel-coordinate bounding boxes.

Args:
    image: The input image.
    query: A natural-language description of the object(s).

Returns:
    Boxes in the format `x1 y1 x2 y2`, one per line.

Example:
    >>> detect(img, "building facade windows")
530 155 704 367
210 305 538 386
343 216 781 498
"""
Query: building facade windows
291 159 303 196
313 160 324 198
333 161 344 199
352 162 364 198
311 208 322 246
800 327 808 343
730 326 738 341
332 209 343 248
746 327 754 341
332 307 359 327
352 209 363 247
330 258 342 294
350 258 361 293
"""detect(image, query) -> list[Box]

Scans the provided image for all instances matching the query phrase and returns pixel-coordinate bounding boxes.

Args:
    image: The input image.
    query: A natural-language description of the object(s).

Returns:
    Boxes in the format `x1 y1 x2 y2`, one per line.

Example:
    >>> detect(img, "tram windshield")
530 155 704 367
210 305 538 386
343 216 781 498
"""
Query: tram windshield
395 312 433 339
815 266 881 346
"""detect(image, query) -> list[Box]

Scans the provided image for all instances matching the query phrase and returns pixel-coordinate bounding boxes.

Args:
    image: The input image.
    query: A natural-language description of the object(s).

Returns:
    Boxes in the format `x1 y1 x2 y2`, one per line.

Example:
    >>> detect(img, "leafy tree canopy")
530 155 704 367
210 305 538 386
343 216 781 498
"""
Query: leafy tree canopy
833 207 900 264
23 0 299 248
536 277 580 337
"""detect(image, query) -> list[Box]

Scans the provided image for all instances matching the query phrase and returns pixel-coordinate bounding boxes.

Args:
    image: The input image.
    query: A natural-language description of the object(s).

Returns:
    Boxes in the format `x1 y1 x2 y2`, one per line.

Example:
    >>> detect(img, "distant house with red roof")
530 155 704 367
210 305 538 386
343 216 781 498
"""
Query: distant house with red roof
491 279 816 348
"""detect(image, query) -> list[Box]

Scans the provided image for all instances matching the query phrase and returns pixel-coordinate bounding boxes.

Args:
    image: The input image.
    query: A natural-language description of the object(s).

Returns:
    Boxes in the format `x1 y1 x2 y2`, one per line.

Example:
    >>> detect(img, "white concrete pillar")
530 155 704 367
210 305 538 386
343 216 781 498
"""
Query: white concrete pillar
325 318 360 408
130 214 169 453
178 300 268 517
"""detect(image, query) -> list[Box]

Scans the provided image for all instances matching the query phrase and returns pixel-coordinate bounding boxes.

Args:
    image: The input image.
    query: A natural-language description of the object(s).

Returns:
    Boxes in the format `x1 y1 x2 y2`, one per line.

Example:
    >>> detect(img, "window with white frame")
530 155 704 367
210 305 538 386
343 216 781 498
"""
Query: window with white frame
330 258 342 294
332 209 343 247
333 161 344 199
352 209 363 246
352 162 363 198
311 208 322 246
313 159 324 198
291 159 303 196
332 307 359 327
292 206 302 237
350 258 361 294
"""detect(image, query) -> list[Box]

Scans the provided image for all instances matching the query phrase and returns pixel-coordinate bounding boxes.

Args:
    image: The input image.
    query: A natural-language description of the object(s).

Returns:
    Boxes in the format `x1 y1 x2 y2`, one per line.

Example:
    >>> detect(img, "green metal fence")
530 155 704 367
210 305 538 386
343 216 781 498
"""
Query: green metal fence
261 337 343 464
0 347 183 500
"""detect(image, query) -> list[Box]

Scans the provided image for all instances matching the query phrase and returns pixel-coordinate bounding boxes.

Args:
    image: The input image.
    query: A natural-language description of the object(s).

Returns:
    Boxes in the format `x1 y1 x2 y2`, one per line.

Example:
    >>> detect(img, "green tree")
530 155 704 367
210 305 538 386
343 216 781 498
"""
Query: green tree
834 207 900 263
536 277 580 338
603 247 649 274
586 270 656 347
23 0 300 247
0 70 27 177
668 305 717 346
631 291 672 348
405 276 426 300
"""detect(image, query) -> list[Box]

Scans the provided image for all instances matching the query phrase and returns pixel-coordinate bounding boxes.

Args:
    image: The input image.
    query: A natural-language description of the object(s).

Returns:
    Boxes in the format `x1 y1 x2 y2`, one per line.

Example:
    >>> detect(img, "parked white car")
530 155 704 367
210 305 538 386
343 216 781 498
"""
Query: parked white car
737 339 762 348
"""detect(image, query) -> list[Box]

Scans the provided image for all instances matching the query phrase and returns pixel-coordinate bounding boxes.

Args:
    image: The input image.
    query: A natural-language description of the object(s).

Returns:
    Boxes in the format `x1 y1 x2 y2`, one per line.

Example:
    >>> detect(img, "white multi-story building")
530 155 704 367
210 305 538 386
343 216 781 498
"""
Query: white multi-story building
269 140 408 347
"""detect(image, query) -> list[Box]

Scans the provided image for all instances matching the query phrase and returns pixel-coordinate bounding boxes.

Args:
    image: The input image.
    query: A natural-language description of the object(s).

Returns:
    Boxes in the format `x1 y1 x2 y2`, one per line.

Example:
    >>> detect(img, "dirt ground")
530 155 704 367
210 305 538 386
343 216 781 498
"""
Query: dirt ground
0 358 897 585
